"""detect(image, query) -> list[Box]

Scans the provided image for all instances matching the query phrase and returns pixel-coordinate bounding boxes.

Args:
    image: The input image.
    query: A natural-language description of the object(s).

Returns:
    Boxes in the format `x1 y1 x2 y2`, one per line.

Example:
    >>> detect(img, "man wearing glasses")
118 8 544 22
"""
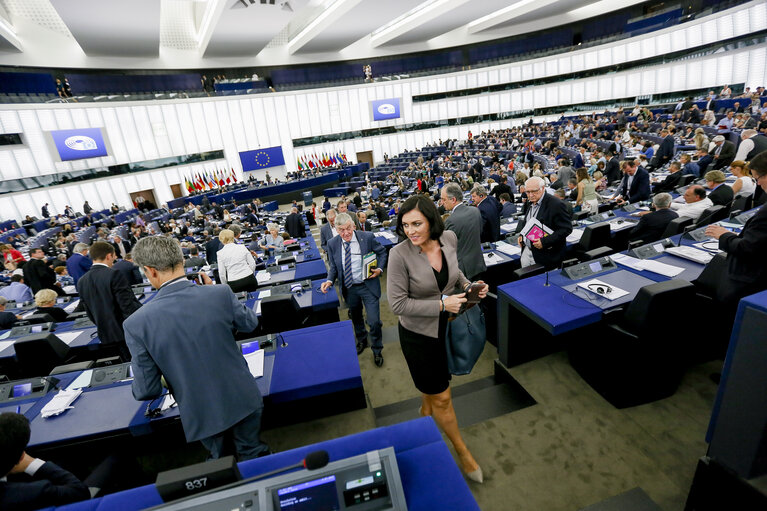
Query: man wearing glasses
514 176 573 269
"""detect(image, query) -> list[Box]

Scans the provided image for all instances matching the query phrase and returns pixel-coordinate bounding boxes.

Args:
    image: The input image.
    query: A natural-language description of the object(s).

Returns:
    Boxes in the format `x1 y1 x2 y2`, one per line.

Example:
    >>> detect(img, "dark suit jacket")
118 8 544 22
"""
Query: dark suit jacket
653 171 683 193
653 135 675 167
77 265 142 345
0 461 89 511
326 231 387 299
710 141 736 169
125 280 261 442
0 310 17 329
204 238 223 264
573 153 584 169
501 202 517 217
444 203 486 280
320 222 336 253
604 158 621 183
477 196 502 242
66 253 92 286
708 184 734 207
23 259 57 294
284 212 305 239
717 204 767 302
629 208 679 243
618 168 651 203
357 220 373 232
111 240 132 258
112 259 143 285
514 193 574 269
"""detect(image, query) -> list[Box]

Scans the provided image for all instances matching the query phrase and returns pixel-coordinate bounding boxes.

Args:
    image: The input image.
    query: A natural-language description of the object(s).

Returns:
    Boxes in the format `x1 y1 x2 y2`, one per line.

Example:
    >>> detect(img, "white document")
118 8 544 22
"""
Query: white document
256 271 271 284
63 286 77 295
566 230 585 243
255 300 262 314
259 289 272 299
500 222 518 233
160 394 177 411
244 349 265 378
55 331 83 346
41 389 82 418
577 279 630 301
666 246 714 265
640 259 685 277
611 253 647 271
609 219 635 232
66 370 94 391
483 253 500 266
63 300 80 313
21 311 36 319
495 241 521 256
0 339 15 352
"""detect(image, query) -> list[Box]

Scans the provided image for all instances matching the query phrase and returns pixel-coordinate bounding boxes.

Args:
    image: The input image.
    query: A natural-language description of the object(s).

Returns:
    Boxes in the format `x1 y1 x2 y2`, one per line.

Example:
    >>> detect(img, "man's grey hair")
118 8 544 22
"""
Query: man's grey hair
741 129 757 139
443 182 463 202
74 243 89 254
525 176 546 190
229 224 242 237
326 208 337 218
653 193 673 209
132 236 184 272
291 207 298 213
266 223 278 232
471 184 488 197
335 212 353 227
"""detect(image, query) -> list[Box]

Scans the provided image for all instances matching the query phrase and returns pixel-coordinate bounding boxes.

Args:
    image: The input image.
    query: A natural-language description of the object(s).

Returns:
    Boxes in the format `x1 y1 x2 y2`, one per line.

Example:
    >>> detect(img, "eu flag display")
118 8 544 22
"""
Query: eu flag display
239 146 286 171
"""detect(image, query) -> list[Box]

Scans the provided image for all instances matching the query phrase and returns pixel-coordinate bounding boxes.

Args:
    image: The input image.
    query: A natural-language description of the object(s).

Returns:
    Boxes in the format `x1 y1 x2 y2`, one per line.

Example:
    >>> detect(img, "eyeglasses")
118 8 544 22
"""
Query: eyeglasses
526 188 542 193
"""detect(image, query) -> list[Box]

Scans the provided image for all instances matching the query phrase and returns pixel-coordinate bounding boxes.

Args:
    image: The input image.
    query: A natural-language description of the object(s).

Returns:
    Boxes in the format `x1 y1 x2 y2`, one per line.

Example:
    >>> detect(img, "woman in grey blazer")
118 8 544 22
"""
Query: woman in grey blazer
387 195 488 483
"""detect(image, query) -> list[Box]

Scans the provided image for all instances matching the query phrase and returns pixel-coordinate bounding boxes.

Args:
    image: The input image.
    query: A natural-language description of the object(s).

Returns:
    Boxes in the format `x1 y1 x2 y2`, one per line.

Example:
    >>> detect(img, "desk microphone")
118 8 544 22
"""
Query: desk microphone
543 271 550 287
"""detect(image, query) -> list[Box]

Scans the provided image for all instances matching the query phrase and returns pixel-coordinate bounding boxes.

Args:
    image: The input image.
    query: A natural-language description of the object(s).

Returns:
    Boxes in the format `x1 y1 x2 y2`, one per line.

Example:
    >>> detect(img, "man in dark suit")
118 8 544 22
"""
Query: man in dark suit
356 212 372 232
471 185 502 243
0 298 20 329
489 176 513 202
653 161 684 193
112 253 143 285
41 203 50 218
204 228 223 265
572 148 585 170
442 183 486 281
614 160 651 204
709 135 736 170
629 193 679 243
604 152 621 183
320 209 338 253
65 243 92 286
514 176 573 270
320 213 387 367
110 235 131 259
651 129 675 169
704 92 717 113
126 236 268 460
77 242 142 361
704 170 734 207
499 193 518 217
284 207 305 239
23 248 64 296
0 412 90 510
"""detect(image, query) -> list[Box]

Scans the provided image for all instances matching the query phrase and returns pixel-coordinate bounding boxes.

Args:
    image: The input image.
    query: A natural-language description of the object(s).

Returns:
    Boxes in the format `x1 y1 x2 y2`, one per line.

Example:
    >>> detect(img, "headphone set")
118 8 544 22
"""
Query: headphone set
587 283 613 295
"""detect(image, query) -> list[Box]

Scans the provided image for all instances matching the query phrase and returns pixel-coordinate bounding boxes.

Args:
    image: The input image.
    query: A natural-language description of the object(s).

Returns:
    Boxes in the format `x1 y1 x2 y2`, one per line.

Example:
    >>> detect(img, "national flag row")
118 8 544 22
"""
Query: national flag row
185 168 238 193
296 152 347 171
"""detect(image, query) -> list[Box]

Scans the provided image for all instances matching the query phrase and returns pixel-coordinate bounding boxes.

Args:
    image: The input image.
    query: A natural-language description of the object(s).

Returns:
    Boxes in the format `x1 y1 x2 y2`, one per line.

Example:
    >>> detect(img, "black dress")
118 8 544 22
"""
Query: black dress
398 251 451 395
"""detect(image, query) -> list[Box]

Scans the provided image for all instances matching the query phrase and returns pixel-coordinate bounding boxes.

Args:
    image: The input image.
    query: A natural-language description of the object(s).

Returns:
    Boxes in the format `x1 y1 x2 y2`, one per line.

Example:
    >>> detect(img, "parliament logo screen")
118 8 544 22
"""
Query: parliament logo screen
50 128 109 161
371 98 401 121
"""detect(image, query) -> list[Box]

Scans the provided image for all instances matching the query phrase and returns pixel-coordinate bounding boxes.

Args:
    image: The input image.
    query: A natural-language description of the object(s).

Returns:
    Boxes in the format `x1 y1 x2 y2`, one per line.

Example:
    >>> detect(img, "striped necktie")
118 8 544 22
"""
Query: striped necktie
343 241 354 287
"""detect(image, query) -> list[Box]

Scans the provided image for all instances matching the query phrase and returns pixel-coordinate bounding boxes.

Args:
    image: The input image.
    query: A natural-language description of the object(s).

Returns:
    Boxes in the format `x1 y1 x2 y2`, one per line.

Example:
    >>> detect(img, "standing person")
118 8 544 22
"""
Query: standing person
320 209 338 253
575 167 599 213
284 207 305 239
1 244 25 270
387 195 487 483
76 242 142 361
23 248 65 296
470 185 502 243
112 253 144 286
65 243 92 286
441 183 486 281
126 236 268 460
217 229 258 293
41 203 50 218
83 201 92 215
320 213 387 366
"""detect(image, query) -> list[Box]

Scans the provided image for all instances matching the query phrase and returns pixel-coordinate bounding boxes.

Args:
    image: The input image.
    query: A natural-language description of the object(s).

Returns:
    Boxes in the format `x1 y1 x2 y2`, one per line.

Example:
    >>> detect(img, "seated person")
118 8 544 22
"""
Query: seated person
54 266 74 287
258 223 285 253
0 274 33 304
653 161 683 193
630 193 679 243
0 297 21 329
670 185 714 221
704 170 734 207
183 246 206 268
0 412 90 510
33 288 69 322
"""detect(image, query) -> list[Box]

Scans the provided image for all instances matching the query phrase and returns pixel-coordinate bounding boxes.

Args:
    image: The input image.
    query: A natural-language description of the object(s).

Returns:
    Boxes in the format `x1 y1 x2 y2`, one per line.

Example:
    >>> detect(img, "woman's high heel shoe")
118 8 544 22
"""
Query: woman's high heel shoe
465 466 484 484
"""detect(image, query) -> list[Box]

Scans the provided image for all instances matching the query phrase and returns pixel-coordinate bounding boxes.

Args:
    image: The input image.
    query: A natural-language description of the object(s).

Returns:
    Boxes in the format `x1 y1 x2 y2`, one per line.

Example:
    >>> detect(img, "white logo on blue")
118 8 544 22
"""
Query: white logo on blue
64 135 98 151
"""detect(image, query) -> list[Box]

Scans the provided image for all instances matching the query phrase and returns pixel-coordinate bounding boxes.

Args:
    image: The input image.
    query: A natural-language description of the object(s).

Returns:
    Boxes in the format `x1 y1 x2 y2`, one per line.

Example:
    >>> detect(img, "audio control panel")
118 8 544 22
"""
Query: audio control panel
0 376 57 403
560 257 617 280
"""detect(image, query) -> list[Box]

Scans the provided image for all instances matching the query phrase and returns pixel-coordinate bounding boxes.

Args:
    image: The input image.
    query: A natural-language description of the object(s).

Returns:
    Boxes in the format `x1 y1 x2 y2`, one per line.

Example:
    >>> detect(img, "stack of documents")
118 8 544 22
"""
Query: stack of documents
500 222 518 233
55 331 83 346
41 389 82 418
374 231 397 242
612 253 685 277
666 246 715 265
495 241 521 256
63 300 80 313
256 271 272 284
567 230 585 243
482 253 501 266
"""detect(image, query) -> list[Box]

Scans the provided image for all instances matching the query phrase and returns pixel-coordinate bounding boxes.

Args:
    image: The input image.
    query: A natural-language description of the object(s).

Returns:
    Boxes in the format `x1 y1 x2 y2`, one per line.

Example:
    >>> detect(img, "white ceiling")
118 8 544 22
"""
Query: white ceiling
0 0 653 69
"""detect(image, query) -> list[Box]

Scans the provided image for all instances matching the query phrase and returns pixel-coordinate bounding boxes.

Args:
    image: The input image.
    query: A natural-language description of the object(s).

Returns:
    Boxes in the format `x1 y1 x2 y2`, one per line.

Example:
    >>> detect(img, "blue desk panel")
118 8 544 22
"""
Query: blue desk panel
52 417 479 511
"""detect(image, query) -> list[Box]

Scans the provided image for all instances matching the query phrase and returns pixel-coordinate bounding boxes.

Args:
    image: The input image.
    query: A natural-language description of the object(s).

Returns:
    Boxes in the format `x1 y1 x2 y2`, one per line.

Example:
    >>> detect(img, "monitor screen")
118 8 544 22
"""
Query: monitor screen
12 383 32 398
31 325 42 333
589 261 602 273
280 265 288 271
277 475 338 511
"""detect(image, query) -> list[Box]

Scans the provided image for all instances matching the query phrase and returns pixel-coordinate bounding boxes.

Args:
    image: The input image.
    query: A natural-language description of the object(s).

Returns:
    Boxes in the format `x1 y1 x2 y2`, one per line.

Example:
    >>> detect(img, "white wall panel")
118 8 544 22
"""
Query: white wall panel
173 103 198 155
132 105 159 160
160 104 187 156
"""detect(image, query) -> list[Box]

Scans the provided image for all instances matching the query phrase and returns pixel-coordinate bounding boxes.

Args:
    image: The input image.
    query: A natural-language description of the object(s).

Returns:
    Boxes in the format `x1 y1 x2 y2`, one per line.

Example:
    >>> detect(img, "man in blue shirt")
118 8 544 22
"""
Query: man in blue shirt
65 243 92 286
0 275 33 303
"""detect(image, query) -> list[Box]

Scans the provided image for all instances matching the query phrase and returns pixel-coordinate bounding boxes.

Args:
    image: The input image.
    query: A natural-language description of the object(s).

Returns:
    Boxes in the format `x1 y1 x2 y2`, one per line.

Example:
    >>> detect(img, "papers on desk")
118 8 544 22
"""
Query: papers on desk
483 252 501 266
63 300 80 313
244 349 265 378
55 331 83 346
63 285 77 295
66 370 93 391
0 339 15 352
254 300 262 314
665 246 715 265
161 394 177 412
374 231 397 242
21 311 36 319
495 241 521 256
612 253 685 277
500 222 518 233
577 279 629 301
566 229 585 243
256 271 272 284
259 289 272 299
608 219 636 232
40 389 82 418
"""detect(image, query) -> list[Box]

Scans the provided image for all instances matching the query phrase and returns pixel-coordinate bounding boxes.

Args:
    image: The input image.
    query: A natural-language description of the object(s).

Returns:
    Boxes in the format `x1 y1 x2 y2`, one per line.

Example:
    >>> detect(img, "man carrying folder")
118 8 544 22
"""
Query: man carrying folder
320 213 388 367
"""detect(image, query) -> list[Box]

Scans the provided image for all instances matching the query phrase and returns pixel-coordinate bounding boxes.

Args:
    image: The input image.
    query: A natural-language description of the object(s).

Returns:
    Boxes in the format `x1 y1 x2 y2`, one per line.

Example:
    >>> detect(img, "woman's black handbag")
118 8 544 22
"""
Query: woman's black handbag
445 305 486 375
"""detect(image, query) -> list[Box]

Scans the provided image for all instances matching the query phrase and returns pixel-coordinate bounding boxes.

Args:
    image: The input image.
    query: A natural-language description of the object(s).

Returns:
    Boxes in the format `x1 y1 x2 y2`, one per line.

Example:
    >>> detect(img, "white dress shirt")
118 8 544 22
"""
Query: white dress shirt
216 243 256 284
670 198 714 221
341 233 363 285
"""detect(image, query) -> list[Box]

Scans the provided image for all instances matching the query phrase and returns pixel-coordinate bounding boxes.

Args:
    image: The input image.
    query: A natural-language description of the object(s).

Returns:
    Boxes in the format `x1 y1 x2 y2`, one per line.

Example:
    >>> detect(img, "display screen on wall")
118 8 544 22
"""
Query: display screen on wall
239 146 286 171
49 128 109 161
370 98 401 121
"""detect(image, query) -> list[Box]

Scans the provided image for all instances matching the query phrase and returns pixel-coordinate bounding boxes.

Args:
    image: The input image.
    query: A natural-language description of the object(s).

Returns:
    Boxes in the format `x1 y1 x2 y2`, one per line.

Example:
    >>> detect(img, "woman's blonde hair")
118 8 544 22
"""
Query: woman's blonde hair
35 288 58 307
218 229 235 244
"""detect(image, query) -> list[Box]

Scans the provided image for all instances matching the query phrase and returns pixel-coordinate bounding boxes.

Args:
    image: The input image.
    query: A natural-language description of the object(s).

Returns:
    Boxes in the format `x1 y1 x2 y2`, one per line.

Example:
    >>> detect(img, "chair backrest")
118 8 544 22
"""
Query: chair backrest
623 280 696 339
730 195 751 215
577 223 611 251
513 263 546 280
583 246 613 261
693 252 728 298
680 174 696 186
695 205 726 228
259 294 299 335
661 217 693 238
14 333 71 378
